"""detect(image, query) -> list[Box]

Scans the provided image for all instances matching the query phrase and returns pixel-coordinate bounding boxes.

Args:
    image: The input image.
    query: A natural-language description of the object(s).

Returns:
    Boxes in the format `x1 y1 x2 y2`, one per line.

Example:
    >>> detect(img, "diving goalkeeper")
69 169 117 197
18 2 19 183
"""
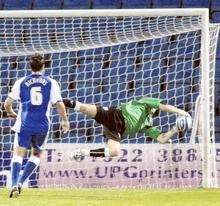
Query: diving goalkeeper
63 97 192 159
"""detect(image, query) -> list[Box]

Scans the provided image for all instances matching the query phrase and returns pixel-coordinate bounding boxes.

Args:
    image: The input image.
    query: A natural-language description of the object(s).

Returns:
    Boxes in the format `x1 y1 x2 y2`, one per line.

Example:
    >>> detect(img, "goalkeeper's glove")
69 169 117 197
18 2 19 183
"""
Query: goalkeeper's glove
176 115 192 132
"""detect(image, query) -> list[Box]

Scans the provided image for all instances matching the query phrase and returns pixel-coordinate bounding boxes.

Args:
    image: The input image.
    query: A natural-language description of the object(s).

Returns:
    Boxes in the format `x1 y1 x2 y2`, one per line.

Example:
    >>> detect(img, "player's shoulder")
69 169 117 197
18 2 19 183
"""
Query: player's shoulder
41 75 58 86
46 76 61 90
46 76 58 83
13 76 27 86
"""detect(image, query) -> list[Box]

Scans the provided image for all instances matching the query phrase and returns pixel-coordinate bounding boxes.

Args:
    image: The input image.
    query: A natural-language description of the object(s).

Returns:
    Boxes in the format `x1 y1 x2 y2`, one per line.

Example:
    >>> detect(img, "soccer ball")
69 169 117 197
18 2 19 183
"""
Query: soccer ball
176 115 192 132
70 149 85 162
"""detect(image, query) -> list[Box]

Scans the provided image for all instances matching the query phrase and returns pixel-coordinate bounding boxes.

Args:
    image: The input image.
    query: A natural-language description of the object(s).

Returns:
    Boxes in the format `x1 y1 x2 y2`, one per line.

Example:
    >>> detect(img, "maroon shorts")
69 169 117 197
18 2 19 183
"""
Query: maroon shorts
94 106 125 142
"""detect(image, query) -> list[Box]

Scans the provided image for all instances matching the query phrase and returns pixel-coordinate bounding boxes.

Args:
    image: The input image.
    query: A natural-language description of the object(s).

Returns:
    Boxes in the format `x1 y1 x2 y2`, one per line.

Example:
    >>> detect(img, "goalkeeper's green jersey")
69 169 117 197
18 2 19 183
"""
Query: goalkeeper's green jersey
119 97 162 139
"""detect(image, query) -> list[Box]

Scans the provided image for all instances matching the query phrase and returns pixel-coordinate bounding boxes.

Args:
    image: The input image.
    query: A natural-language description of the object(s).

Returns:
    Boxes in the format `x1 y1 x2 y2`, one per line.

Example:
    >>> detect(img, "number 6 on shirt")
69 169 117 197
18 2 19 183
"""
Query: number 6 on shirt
30 87 43 105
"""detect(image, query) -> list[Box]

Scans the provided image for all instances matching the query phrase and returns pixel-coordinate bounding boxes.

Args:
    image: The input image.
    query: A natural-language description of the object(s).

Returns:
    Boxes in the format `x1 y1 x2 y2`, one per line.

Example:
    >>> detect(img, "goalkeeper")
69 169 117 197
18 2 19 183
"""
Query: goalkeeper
63 97 191 159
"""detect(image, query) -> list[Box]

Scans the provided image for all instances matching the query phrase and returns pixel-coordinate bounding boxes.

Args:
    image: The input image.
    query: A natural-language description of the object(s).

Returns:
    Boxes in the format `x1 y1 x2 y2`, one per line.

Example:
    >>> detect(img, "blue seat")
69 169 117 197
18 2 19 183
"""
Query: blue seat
100 93 110 103
33 0 62 9
94 135 103 143
92 93 101 103
1 78 9 87
62 0 91 9
134 87 143 97
109 67 118 76
212 12 220 23
121 0 150 8
215 117 220 133
152 0 181 7
215 133 220 143
3 0 33 10
51 115 60 123
76 88 86 98
59 74 68 83
216 41 220 58
216 60 220 77
110 98 119 107
17 70 26 78
183 0 209 7
211 0 220 10
2 119 10 127
51 67 60 76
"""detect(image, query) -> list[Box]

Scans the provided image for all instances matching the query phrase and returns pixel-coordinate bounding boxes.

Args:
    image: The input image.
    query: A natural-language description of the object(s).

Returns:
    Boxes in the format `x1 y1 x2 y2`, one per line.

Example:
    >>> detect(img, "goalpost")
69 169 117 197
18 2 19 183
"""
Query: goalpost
0 9 219 188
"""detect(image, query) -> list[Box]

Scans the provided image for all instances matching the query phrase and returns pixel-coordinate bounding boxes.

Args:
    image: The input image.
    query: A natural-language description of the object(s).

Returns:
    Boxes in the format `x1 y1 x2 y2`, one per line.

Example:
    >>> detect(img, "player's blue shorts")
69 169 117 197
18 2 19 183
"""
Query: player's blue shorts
14 130 48 151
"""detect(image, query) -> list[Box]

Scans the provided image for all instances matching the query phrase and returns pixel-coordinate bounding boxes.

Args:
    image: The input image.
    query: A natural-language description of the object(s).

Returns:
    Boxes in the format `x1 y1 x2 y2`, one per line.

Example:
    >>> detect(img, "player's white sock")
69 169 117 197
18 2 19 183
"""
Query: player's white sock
81 149 90 156
104 148 110 157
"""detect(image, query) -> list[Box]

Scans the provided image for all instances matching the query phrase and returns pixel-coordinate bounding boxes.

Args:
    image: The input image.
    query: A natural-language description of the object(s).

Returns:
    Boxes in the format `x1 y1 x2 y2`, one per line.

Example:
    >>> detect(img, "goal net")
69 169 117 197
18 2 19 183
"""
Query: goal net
0 9 219 189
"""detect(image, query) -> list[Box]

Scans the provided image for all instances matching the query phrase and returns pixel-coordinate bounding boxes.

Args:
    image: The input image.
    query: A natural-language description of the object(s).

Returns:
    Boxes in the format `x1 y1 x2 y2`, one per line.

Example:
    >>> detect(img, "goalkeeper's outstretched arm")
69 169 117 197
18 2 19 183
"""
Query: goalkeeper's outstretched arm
157 126 178 144
159 104 189 116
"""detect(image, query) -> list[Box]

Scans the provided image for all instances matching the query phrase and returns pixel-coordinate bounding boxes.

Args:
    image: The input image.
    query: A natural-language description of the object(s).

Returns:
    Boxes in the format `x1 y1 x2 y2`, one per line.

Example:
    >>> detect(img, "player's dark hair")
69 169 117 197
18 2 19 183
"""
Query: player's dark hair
30 53 45 72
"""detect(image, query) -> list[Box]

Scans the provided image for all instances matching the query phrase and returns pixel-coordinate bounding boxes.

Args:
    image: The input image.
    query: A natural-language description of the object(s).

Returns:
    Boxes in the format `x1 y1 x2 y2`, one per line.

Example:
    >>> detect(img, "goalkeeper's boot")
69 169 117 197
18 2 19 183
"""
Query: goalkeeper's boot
63 99 76 109
17 183 22 195
9 186 19 198
70 148 88 161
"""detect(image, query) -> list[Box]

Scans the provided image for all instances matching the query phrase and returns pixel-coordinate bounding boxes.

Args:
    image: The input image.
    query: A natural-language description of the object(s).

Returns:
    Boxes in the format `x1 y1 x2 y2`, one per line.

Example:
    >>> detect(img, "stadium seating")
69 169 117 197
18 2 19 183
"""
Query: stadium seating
92 0 119 9
216 60 220 78
212 11 220 23
121 0 150 8
182 0 209 8
0 0 219 145
33 0 62 9
152 0 181 8
2 0 33 10
62 0 91 9
211 0 220 9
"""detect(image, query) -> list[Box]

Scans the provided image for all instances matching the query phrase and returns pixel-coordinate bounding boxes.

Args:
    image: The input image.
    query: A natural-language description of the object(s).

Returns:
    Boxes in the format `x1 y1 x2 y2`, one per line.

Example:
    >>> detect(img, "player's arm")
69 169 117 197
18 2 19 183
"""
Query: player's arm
144 126 178 144
156 126 178 144
4 97 17 118
50 79 70 133
159 104 189 116
55 101 69 134
139 98 189 116
4 78 23 119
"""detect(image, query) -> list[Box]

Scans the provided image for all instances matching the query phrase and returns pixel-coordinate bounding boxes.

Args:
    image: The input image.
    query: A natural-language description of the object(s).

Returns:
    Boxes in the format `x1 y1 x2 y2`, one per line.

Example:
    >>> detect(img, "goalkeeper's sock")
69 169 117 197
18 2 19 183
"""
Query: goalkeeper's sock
89 148 110 157
63 99 81 111
63 99 76 108
18 156 40 185
11 155 23 187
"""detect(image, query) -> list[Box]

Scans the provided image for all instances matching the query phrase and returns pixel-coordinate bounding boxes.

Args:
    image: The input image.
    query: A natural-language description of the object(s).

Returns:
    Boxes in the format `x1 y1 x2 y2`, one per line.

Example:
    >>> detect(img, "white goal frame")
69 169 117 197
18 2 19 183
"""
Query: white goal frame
0 9 214 188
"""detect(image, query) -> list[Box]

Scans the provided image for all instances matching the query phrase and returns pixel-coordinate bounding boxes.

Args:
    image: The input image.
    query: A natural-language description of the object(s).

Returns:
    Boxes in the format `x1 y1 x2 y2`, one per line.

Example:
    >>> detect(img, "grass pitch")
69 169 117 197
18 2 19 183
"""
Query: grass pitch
1 188 220 206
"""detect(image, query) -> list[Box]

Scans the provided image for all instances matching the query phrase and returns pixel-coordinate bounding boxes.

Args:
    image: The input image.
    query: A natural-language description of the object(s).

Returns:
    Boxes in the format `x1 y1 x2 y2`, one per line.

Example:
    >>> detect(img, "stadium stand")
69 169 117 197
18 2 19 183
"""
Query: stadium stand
211 0 220 9
0 0 219 144
92 0 119 9
121 0 150 8
212 12 220 22
62 0 92 9
1 0 33 10
152 0 181 8
182 0 210 8
33 0 63 9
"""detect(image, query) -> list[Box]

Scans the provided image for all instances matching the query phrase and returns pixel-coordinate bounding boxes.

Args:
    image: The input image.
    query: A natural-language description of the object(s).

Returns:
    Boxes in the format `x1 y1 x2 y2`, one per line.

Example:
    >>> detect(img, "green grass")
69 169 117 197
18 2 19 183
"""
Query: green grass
1 188 220 206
